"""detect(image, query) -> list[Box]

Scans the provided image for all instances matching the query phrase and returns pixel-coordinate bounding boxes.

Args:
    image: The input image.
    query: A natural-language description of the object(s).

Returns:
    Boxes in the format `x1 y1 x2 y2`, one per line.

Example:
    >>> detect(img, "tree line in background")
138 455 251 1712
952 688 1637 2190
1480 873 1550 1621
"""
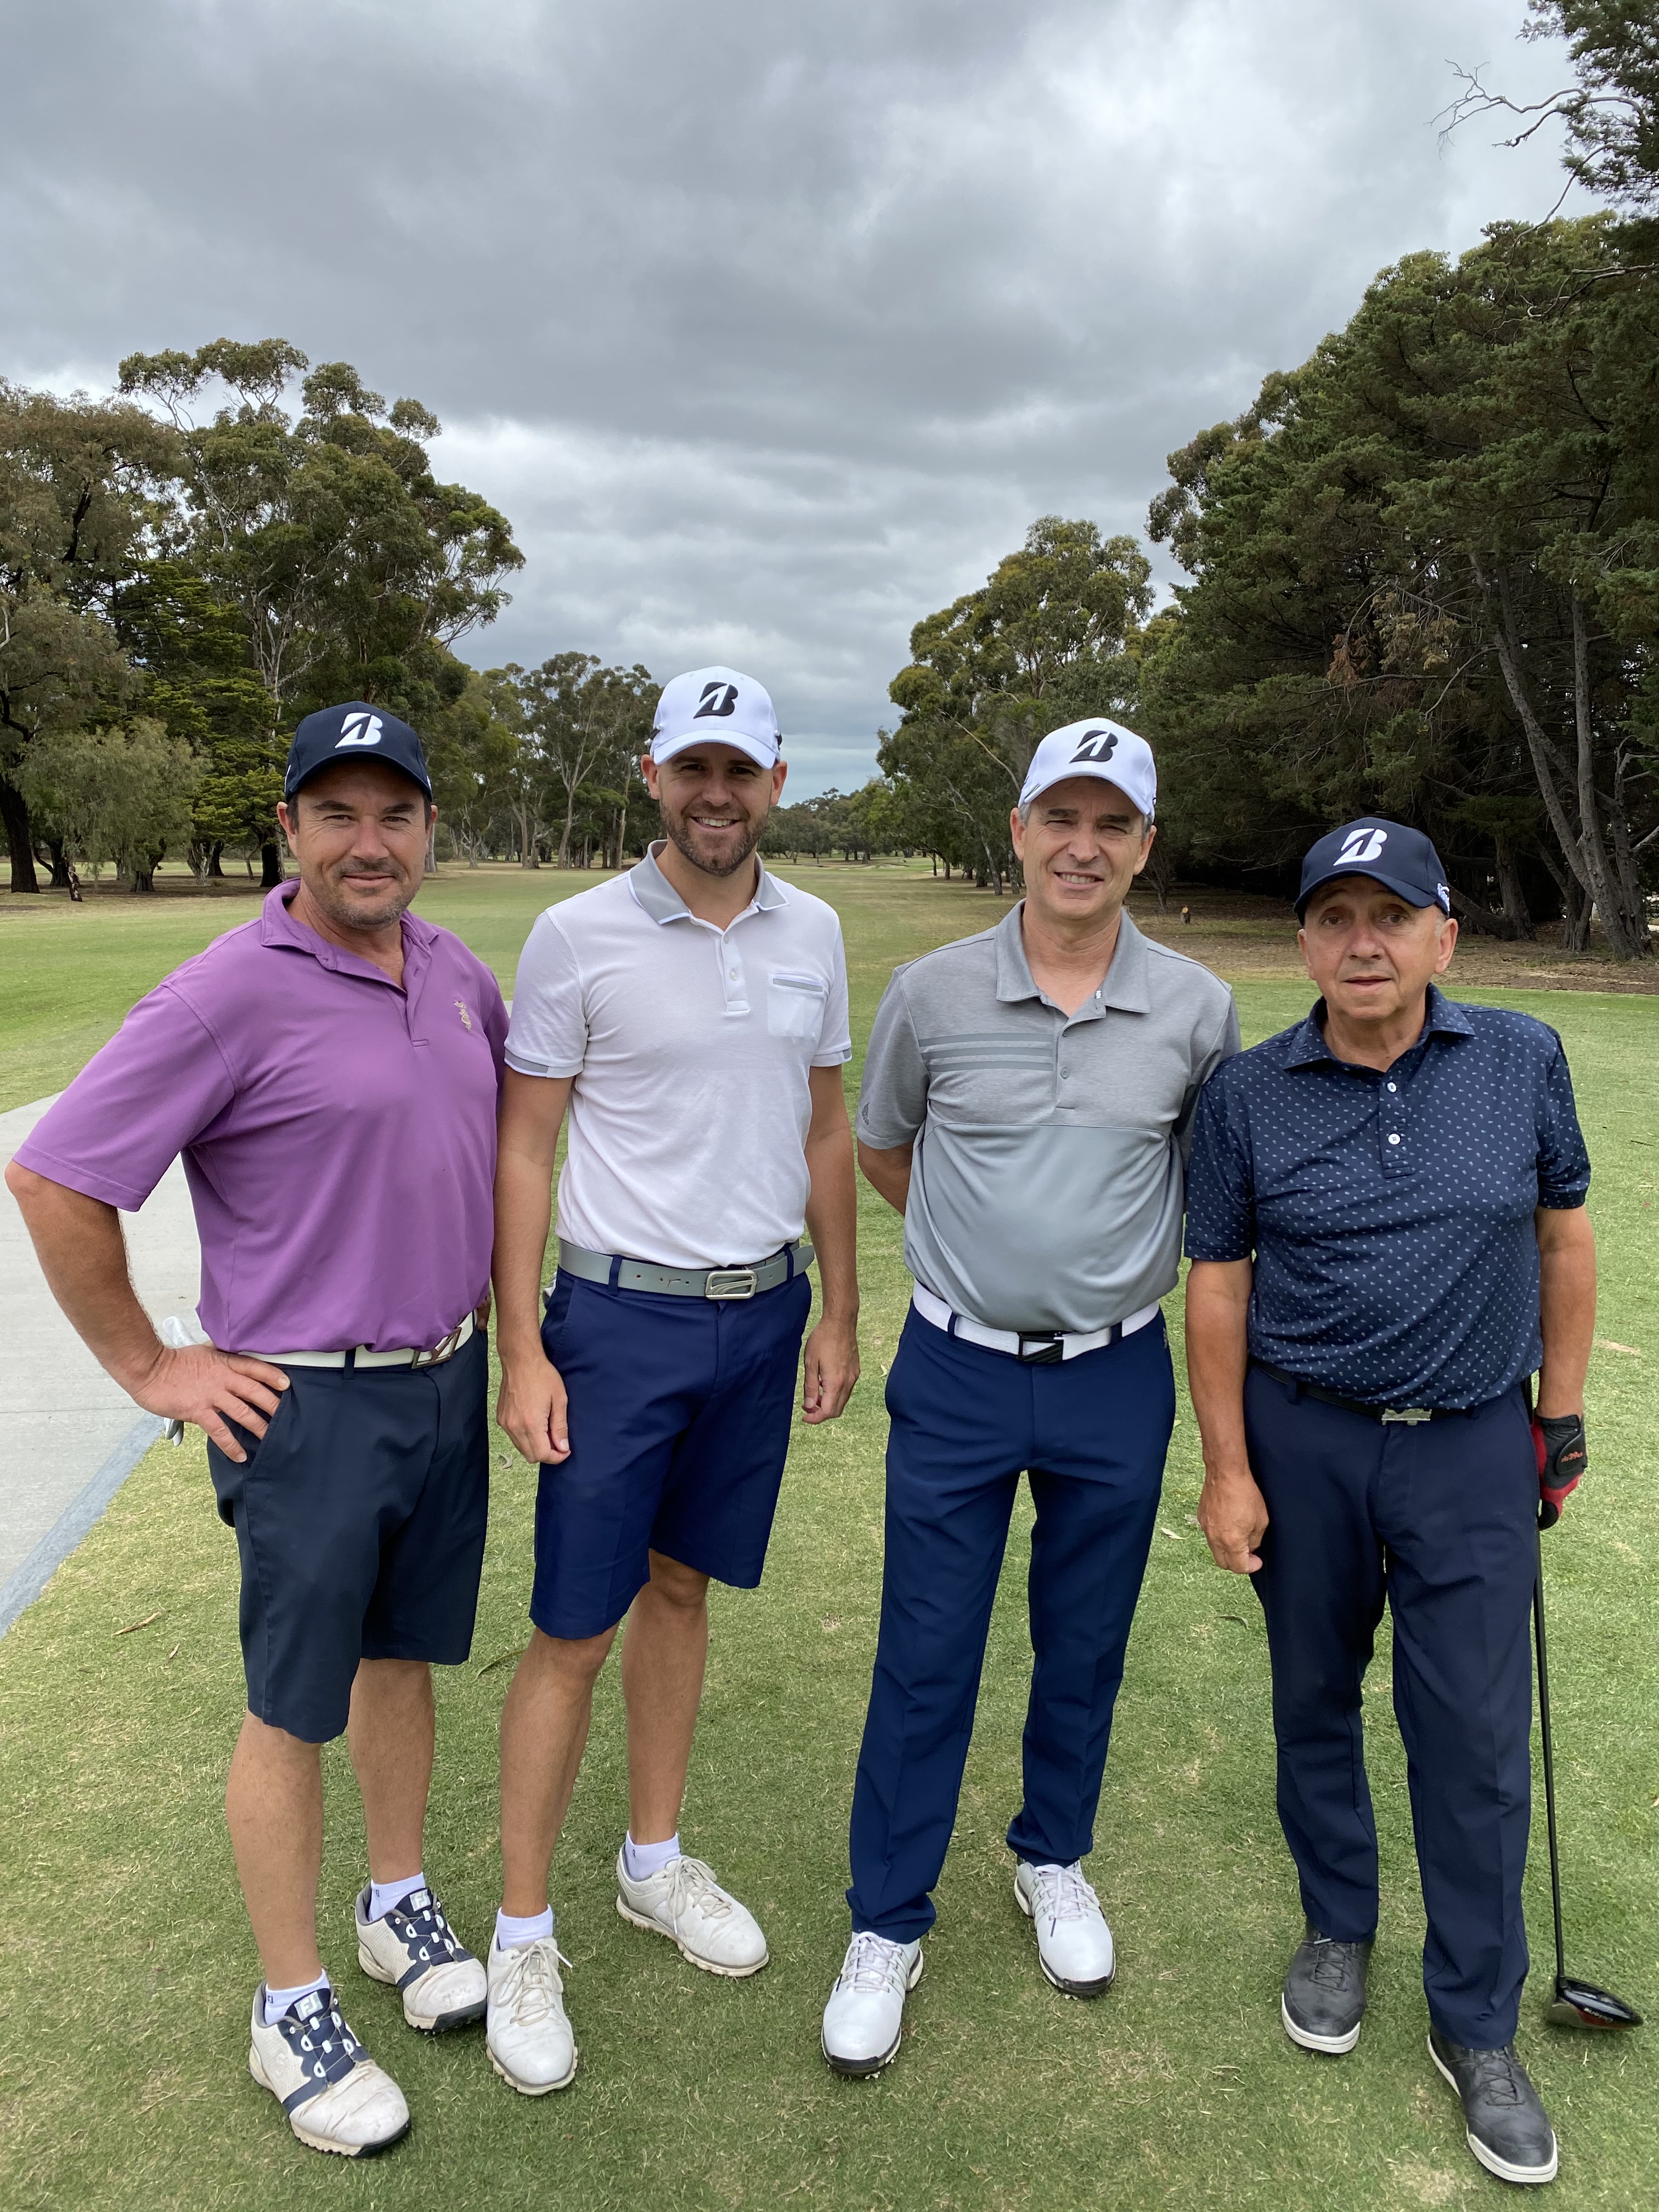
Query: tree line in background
872 4 1659 956
5 4 1655 955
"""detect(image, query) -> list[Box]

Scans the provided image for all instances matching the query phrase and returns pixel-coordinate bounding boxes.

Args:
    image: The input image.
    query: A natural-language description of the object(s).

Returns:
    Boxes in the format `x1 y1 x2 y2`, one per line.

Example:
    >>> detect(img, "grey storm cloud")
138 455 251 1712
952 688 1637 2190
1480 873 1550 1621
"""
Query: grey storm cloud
2 0 1584 789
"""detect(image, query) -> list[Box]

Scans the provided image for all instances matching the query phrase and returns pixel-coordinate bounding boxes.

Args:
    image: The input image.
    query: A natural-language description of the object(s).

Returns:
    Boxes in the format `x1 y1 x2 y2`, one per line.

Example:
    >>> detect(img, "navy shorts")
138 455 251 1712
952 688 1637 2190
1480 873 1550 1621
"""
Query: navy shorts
207 1327 490 1745
532 1268 811 1639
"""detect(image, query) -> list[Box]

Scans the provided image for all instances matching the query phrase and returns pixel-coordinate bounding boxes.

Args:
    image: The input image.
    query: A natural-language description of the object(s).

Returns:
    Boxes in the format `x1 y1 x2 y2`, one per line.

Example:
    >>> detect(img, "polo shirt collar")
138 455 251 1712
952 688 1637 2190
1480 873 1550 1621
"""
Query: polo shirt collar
627 842 786 926
259 882 436 984
1286 981 1475 1069
994 901 1153 1013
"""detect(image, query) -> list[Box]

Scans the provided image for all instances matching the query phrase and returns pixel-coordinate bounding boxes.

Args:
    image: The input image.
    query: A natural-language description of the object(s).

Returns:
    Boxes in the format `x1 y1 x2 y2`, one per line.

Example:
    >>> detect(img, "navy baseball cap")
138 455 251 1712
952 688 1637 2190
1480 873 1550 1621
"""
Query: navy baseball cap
284 702 432 802
1296 817 1452 917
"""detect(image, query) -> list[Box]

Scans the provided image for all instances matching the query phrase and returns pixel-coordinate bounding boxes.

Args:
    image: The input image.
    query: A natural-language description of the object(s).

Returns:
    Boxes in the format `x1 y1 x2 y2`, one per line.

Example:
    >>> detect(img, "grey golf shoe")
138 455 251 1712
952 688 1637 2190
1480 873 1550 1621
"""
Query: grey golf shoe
1281 1920 1372 2053
1429 2028 1559 2186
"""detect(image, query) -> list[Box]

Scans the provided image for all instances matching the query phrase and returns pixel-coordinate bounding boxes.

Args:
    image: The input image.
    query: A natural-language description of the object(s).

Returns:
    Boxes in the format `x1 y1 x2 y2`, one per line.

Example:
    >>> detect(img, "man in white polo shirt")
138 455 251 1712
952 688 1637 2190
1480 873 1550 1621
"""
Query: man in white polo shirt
482 665 860 2094
820 720 1238 2075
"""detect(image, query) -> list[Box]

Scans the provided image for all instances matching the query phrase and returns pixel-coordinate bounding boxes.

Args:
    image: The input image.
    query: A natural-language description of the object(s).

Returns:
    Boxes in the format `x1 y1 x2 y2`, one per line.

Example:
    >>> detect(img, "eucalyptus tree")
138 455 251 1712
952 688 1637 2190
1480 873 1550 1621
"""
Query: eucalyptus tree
0 381 176 890
1146 216 1659 953
882 517 1153 892
117 340 523 881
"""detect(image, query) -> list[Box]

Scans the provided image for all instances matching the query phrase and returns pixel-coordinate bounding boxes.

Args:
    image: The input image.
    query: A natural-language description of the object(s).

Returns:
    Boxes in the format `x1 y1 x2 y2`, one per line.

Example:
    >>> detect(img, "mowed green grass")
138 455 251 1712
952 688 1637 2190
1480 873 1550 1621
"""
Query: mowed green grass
1 864 1657 2211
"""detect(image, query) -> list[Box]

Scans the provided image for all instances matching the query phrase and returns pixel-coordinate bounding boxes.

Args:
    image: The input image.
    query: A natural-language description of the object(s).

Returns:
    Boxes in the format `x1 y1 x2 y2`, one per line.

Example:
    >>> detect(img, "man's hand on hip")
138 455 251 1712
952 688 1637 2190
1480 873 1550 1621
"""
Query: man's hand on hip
1197 1466 1269 1575
129 1344 290 1464
801 1314 859 1424
497 1348 572 1464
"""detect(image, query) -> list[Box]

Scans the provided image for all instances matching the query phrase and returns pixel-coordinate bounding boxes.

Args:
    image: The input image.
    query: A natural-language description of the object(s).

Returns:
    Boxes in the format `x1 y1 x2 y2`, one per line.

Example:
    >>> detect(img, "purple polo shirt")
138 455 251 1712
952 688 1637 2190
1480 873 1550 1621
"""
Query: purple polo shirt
15 885 506 1353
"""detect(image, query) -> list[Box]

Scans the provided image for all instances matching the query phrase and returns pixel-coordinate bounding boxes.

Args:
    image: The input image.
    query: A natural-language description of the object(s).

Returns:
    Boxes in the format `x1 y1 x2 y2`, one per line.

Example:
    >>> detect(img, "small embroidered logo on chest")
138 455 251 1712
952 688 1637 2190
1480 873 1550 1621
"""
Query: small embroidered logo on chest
454 998 473 1032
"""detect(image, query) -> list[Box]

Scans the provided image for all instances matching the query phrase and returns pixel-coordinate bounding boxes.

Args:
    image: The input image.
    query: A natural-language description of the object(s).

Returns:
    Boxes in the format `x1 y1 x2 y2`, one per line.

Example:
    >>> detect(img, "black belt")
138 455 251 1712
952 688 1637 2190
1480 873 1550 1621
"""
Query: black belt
1252 1362 1470 1426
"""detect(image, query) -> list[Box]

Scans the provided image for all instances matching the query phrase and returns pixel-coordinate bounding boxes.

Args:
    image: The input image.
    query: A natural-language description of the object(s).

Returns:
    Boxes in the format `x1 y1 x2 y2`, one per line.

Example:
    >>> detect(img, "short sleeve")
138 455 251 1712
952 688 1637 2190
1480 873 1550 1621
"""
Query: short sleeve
1175 992 1243 1164
812 926 853 1066
12 982 236 1212
1183 1070 1256 1261
477 963 510 1093
856 971 928 1149
504 911 588 1078
1536 1033 1591 1208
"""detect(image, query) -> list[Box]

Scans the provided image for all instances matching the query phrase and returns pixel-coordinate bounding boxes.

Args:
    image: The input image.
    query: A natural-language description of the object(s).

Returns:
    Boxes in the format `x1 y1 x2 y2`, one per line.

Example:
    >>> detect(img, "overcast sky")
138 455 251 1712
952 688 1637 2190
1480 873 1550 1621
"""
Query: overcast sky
3 0 1587 792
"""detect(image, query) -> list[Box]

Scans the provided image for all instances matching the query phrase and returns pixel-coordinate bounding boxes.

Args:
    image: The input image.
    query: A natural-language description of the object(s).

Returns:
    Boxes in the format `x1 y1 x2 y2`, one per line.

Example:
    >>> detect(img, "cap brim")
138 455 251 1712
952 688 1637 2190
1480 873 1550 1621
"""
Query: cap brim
1019 764 1154 820
651 729 778 770
1296 866 1442 917
287 757 431 799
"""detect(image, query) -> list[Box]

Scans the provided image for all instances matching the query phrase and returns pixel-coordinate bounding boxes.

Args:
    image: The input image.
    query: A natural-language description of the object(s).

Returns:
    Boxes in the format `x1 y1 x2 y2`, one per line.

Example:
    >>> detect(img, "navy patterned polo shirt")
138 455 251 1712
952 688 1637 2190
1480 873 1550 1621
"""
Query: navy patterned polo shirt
1184 986 1591 1409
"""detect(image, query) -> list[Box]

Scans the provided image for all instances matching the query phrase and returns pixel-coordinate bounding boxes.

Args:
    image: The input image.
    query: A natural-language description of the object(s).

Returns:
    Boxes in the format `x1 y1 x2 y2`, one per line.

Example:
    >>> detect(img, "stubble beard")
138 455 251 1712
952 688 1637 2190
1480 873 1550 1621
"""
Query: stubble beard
662 801 765 881
312 862 417 932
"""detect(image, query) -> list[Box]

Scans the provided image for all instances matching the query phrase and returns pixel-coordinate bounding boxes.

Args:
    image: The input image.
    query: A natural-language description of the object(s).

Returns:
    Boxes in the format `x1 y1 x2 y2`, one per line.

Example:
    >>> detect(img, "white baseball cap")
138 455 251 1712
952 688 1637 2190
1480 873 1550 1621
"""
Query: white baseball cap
651 665 781 769
1018 717 1157 821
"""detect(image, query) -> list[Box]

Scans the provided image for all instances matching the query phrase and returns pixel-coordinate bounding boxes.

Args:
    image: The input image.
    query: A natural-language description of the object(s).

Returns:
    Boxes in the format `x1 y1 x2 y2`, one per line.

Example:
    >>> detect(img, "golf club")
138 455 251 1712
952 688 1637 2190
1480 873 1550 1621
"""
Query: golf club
1532 1533 1643 2031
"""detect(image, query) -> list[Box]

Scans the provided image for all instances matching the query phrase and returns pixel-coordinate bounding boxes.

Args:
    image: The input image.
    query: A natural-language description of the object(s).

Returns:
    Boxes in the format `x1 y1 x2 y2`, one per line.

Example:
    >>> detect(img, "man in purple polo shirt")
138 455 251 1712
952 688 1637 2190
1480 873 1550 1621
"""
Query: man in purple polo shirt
6 703 506 2159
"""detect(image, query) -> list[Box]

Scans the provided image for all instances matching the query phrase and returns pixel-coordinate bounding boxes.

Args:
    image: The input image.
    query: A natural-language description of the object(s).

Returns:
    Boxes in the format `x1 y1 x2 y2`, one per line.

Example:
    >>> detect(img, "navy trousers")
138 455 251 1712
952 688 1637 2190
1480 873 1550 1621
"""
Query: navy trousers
847 1308 1173 1940
1245 1367 1539 2048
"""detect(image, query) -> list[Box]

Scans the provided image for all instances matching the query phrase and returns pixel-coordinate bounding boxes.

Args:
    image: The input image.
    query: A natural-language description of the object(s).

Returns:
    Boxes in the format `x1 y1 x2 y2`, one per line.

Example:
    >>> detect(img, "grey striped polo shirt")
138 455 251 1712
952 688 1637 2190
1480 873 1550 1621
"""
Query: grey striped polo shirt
857 905 1239 1334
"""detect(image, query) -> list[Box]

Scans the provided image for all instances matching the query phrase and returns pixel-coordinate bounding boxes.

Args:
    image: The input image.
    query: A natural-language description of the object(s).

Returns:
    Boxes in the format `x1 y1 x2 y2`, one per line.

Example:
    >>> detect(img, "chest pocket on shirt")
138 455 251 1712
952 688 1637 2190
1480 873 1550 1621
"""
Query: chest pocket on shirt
768 969 828 1041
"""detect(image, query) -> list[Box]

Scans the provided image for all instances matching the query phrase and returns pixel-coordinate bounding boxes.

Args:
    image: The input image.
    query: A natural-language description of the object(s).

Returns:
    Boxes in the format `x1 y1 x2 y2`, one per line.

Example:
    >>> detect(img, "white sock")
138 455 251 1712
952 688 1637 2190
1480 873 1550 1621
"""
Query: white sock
368 1871 426 1922
623 1831 681 1882
264 1972 330 2027
495 1905 554 1951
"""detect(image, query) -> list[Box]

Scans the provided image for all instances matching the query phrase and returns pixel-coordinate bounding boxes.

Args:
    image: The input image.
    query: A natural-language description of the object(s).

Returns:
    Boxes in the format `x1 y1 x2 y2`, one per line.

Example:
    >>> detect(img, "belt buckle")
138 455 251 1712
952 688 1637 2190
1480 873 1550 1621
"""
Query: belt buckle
705 1267 759 1302
1017 1333 1064 1365
413 1324 463 1369
1381 1406 1433 1425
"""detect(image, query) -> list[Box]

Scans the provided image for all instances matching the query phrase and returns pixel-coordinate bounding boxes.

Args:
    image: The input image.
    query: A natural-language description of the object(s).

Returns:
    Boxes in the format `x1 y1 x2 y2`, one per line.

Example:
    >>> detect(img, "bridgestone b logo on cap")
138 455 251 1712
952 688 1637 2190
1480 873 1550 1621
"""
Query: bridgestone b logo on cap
335 712 384 749
1337 826 1388 864
694 683 739 719
1070 729 1119 764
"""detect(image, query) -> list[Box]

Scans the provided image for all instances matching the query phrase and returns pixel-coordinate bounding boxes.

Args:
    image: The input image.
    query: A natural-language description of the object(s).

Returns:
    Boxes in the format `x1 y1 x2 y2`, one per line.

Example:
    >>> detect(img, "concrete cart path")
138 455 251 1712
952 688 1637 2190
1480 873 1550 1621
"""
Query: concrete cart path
0 1096 201 1629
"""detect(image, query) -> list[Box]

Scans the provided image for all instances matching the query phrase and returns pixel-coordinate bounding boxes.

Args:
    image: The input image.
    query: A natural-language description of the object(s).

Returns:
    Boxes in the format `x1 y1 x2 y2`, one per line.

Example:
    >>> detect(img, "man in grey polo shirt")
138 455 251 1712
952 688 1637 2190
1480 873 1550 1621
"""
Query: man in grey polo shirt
820 719 1238 2075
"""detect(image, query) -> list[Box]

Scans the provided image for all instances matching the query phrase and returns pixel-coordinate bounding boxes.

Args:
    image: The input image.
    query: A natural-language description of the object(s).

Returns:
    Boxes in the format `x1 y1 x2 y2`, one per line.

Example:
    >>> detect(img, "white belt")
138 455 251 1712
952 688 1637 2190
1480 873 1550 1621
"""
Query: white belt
911 1284 1159 1364
241 1314 476 1371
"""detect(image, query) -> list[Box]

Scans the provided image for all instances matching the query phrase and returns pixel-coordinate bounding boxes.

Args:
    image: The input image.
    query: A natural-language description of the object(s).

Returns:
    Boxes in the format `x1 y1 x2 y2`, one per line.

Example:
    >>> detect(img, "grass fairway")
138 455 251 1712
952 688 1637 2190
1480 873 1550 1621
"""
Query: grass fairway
1 864 1656 2210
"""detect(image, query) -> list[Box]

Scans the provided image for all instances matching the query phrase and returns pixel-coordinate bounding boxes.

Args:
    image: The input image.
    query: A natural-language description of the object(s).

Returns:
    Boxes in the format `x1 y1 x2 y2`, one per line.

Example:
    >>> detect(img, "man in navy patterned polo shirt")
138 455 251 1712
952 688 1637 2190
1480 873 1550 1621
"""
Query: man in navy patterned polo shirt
1183 818 1595 2191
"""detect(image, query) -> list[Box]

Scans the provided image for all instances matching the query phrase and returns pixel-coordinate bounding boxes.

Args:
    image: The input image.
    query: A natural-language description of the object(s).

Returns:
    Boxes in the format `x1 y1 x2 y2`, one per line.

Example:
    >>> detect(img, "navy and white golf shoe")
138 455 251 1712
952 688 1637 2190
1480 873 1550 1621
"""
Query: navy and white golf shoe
356 1884 487 2033
248 1983 410 2157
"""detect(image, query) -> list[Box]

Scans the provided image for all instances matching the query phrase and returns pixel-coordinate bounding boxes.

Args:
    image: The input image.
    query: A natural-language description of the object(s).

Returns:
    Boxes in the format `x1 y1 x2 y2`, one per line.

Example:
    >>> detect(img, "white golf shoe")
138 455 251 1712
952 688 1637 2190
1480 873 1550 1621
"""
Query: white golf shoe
614 1850 769 1977
248 1984 410 2157
821 1932 924 2075
355 1883 487 2033
1014 1860 1116 1997
486 1934 578 2095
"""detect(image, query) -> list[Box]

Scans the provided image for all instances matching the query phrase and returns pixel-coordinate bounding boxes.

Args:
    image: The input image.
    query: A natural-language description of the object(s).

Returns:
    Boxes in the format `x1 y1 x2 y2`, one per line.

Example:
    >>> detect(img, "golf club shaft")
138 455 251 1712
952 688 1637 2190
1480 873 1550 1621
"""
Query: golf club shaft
1533 1532 1567 1990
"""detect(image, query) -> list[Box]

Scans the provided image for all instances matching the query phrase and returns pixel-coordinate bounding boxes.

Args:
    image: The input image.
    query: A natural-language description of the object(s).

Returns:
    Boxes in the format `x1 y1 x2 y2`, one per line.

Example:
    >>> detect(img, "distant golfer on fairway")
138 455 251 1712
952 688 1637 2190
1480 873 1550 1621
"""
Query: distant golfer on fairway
819 721 1238 2076
485 664 859 2095
1183 818 1595 2188
5 706 506 2158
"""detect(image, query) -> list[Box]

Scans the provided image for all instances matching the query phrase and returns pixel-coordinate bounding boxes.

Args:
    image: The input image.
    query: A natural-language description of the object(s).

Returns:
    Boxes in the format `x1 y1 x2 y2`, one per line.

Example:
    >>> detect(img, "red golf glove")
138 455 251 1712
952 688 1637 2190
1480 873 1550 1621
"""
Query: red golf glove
1533 1412 1587 1530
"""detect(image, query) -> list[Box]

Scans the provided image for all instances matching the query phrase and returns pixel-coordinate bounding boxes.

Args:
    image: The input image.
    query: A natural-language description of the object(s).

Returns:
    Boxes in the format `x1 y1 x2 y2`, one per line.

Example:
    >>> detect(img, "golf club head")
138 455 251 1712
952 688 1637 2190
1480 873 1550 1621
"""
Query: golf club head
1547 1976 1643 2032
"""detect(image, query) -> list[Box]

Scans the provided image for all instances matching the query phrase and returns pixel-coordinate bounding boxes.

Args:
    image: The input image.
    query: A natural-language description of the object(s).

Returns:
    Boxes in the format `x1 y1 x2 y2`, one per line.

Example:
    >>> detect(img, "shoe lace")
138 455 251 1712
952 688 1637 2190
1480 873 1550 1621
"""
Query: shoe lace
663 1857 733 1926
501 1936 571 2028
1307 1936 1360 1991
1465 2044 1529 2106
386 1887 466 1967
276 1990 366 2090
1026 1861 1099 1928
839 1932 912 1996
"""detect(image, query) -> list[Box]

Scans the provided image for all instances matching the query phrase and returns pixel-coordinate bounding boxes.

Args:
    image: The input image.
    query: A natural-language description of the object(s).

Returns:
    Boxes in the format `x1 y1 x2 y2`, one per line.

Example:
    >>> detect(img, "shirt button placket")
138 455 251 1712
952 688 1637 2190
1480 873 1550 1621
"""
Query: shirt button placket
721 930 748 1016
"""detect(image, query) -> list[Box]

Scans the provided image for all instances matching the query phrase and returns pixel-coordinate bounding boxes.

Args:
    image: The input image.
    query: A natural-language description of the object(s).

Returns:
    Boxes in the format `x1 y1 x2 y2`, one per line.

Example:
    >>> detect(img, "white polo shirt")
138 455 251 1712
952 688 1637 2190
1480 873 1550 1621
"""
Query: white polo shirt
505 844 852 1269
